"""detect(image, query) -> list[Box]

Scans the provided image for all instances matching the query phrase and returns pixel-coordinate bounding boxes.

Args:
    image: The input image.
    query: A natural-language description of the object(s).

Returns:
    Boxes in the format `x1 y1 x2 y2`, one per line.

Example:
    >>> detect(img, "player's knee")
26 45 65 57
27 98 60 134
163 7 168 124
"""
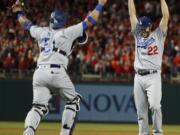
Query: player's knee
137 110 148 121
66 95 81 112
149 103 161 111
32 104 49 117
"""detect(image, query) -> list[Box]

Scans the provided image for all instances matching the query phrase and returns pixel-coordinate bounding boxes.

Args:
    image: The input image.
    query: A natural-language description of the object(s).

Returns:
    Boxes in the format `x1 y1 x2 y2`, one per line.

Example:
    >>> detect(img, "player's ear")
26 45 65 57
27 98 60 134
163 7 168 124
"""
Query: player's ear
150 24 153 31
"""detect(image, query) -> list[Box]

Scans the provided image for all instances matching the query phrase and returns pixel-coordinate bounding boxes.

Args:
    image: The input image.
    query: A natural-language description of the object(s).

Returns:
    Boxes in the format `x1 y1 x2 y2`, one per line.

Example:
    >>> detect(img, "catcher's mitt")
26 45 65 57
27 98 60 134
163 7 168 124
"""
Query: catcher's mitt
8 0 24 7
8 0 25 13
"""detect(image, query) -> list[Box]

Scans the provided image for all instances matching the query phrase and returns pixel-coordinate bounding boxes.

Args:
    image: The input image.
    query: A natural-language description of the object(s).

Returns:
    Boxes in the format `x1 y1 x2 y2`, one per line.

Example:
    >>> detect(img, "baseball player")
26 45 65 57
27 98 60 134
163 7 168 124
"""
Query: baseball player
12 0 107 135
128 0 169 134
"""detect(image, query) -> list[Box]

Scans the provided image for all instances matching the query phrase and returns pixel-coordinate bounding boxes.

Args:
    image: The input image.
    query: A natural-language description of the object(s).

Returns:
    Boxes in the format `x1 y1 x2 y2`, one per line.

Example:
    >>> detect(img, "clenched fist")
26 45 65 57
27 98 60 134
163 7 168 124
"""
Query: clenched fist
98 0 108 5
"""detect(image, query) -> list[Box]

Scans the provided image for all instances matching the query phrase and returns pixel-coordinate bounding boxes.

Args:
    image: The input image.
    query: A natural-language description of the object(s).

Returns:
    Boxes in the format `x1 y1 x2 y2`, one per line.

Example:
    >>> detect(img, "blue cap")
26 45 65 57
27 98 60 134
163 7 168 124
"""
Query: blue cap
138 16 152 29
49 10 66 29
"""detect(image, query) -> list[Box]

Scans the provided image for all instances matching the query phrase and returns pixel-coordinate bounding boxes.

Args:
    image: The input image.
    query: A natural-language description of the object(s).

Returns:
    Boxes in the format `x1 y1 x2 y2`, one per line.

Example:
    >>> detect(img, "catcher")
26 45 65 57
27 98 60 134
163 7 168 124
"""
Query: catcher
11 0 107 135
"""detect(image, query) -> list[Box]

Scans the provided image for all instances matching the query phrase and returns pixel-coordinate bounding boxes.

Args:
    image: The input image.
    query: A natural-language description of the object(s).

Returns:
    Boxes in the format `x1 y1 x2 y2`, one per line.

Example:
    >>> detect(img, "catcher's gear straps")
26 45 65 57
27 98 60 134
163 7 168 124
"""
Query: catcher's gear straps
60 95 81 135
32 104 49 118
23 104 49 135
66 95 81 111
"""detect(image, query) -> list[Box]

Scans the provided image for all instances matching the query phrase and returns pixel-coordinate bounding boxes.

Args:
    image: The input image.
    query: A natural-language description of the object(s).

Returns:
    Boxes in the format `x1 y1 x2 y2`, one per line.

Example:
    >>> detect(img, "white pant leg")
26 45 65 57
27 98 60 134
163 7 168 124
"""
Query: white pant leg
51 67 79 102
146 73 163 135
23 69 52 135
134 74 149 135
50 67 80 135
33 69 52 105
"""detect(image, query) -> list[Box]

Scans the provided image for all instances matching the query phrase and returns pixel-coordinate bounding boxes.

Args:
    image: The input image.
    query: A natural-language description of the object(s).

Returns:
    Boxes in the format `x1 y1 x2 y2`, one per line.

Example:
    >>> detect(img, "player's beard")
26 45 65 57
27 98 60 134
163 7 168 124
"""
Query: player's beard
141 27 151 38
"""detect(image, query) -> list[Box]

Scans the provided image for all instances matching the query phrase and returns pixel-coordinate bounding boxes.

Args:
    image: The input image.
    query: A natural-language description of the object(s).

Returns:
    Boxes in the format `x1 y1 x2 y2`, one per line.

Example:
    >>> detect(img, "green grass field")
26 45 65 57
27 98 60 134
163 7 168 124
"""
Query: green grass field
0 122 180 135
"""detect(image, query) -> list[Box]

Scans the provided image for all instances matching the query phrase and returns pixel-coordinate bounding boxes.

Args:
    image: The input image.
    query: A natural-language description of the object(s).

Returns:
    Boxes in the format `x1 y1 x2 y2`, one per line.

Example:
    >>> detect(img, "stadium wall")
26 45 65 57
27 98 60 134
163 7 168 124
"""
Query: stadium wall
0 80 180 124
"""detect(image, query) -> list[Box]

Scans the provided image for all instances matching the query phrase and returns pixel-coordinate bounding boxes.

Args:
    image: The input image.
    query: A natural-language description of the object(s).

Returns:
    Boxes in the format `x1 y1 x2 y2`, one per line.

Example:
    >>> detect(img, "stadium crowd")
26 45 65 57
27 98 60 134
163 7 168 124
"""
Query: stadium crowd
0 0 180 81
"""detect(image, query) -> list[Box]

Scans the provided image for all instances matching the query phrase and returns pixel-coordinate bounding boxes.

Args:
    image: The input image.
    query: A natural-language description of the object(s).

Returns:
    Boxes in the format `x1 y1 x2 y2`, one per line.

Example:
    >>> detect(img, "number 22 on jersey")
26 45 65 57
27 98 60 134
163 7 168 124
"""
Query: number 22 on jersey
148 45 158 55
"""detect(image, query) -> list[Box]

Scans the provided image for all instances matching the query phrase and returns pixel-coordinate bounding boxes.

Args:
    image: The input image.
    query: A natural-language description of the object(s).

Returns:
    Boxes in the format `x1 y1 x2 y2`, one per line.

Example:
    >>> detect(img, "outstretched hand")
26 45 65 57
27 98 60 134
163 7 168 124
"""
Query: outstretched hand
11 1 23 13
98 0 108 5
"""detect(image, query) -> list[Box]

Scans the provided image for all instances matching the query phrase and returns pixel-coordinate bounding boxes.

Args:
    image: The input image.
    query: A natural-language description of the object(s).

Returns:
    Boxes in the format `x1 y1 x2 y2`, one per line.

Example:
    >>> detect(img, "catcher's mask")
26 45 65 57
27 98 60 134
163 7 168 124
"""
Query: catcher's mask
137 16 152 38
49 10 66 29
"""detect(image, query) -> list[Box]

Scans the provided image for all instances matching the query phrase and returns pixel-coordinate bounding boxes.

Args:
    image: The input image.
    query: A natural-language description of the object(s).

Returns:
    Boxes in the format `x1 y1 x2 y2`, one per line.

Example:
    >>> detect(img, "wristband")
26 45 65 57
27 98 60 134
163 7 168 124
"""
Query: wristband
16 11 25 20
95 4 104 12
82 21 88 31
87 16 96 25
24 20 33 30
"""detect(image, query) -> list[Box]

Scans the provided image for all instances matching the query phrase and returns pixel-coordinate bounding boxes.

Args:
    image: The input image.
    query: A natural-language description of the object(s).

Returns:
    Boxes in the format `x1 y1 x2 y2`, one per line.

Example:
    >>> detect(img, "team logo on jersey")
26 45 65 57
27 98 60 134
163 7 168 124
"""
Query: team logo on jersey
40 37 50 46
40 37 51 55
137 37 155 49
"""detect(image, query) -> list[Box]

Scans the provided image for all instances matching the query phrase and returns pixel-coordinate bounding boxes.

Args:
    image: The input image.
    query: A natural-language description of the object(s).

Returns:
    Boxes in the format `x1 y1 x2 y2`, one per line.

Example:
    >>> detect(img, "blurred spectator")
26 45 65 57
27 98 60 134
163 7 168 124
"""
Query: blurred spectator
0 0 180 81
3 52 15 71
173 52 180 76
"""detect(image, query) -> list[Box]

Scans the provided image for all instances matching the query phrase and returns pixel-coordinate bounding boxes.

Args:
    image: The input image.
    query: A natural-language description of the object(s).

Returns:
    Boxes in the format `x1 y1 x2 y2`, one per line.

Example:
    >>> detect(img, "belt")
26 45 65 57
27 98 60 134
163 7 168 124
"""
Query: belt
37 64 61 69
136 69 157 76
41 47 67 56
58 50 67 56
53 48 67 56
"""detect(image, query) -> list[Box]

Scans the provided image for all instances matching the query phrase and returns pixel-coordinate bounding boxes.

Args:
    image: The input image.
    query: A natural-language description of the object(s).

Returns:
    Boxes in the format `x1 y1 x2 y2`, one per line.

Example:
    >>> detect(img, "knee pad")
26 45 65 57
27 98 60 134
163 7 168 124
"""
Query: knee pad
32 104 49 118
23 104 49 135
61 96 81 135
66 95 81 111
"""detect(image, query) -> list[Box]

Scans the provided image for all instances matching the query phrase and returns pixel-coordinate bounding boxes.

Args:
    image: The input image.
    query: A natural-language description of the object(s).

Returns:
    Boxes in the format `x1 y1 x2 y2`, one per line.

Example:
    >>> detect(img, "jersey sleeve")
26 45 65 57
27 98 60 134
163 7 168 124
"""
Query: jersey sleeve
30 25 43 39
155 27 167 49
155 27 167 40
64 22 83 41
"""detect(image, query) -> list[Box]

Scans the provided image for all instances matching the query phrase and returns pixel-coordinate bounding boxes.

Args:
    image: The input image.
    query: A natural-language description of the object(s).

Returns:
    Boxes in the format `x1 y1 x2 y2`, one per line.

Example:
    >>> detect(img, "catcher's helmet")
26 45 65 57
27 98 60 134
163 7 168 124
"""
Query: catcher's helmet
138 16 152 29
49 10 66 29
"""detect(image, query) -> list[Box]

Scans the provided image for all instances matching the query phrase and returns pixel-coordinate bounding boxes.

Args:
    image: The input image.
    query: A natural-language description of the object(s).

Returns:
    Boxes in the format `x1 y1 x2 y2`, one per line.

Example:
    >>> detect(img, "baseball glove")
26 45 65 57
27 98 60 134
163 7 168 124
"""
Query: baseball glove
8 0 25 13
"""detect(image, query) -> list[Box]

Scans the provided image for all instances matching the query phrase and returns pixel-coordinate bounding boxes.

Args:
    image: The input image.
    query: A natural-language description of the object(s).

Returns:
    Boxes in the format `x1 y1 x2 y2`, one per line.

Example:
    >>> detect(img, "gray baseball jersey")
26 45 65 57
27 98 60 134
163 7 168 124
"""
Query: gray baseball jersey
133 26 166 135
30 22 83 69
30 22 84 105
23 21 85 135
133 27 166 71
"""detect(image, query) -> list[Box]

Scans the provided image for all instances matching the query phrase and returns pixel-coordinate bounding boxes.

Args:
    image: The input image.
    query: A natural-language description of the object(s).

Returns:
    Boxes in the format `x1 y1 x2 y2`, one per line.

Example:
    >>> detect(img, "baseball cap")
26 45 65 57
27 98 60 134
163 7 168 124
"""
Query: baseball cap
138 16 152 29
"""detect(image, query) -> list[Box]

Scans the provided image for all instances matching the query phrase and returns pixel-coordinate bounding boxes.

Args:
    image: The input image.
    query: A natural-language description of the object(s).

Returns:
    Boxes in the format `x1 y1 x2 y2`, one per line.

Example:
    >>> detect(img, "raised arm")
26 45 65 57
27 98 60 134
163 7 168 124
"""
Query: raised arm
12 0 108 31
159 0 169 33
128 0 138 31
12 2 33 31
82 0 107 31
